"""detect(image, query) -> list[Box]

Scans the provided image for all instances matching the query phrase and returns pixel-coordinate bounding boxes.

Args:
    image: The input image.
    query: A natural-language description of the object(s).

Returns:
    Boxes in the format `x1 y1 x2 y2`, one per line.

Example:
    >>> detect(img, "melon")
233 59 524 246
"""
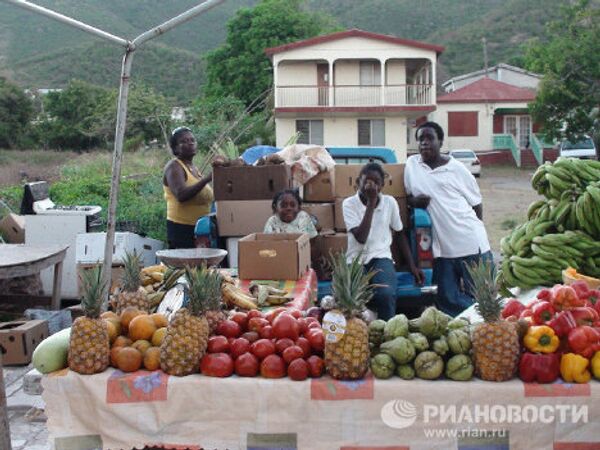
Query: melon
32 327 71 374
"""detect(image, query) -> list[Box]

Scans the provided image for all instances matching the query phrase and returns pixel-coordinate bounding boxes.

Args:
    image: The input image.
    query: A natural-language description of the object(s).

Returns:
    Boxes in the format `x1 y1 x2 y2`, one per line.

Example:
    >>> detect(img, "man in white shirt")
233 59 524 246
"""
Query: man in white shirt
343 162 424 320
404 121 492 316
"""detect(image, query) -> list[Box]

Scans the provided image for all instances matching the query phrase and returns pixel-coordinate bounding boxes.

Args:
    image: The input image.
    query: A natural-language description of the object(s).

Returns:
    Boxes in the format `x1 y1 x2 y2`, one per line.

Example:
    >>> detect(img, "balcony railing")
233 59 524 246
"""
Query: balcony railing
275 84 433 108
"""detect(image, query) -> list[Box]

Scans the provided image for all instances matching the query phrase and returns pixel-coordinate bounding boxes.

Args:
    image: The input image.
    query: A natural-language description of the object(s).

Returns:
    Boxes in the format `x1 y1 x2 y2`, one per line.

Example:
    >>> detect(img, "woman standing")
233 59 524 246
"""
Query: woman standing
163 127 214 249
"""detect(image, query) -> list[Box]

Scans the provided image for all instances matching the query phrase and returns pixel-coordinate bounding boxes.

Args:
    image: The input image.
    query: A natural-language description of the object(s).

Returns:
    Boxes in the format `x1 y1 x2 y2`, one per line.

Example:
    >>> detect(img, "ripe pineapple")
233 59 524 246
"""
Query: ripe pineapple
115 251 150 315
324 254 376 380
69 265 110 374
204 270 226 334
159 266 212 376
467 259 520 382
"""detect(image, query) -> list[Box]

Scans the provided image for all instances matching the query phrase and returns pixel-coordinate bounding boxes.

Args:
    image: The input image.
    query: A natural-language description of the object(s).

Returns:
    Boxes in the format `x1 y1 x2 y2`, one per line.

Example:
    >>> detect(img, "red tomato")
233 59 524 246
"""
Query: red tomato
247 310 264 320
265 307 288 324
241 331 260 343
306 355 325 378
305 328 324 352
235 352 259 377
272 313 300 341
229 312 249 332
304 317 320 327
287 308 303 319
250 338 276 360
295 337 311 358
260 354 286 378
259 325 274 339
282 345 304 364
248 317 270 333
306 321 321 330
287 358 309 381
207 335 230 354
230 337 251 359
297 317 309 335
275 338 295 354
200 353 234 377
216 320 241 339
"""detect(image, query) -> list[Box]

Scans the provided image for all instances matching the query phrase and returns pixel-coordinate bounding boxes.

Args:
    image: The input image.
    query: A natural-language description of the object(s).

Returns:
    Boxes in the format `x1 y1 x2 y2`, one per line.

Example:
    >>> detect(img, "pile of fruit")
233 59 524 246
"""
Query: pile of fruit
368 307 475 381
498 157 600 291
503 280 600 384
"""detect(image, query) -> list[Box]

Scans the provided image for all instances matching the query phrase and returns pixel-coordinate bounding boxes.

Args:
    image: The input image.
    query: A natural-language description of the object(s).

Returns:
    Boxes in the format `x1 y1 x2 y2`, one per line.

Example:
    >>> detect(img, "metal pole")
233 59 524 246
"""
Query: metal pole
2 0 129 48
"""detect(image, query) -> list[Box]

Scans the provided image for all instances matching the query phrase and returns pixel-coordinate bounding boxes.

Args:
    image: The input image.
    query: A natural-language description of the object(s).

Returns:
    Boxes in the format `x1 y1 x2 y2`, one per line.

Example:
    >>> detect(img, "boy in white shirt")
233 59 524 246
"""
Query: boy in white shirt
343 162 424 320
404 121 492 316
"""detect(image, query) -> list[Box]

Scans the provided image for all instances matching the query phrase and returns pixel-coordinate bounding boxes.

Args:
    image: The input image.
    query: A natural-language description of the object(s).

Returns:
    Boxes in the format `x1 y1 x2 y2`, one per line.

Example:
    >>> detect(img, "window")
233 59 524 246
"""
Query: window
448 111 479 136
359 61 381 86
296 120 324 145
358 119 385 146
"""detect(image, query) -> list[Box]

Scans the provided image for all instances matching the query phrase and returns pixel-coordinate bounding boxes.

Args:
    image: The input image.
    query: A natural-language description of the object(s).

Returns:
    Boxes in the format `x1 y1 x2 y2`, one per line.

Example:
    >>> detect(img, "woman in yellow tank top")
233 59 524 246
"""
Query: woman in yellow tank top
163 127 214 248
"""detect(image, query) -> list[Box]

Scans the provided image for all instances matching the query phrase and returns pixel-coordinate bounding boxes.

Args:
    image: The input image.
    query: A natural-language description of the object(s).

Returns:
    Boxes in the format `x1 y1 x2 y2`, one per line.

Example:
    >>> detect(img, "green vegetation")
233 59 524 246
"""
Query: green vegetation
0 78 34 149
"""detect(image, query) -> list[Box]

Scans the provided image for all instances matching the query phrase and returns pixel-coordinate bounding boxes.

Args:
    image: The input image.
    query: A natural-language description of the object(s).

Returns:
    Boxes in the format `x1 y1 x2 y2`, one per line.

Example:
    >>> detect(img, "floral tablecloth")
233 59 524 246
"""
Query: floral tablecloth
43 367 600 450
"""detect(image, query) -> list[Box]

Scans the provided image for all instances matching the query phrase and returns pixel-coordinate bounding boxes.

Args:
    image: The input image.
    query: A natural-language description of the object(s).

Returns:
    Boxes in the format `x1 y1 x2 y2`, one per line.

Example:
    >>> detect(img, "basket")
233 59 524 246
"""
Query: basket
156 248 227 268
562 269 600 290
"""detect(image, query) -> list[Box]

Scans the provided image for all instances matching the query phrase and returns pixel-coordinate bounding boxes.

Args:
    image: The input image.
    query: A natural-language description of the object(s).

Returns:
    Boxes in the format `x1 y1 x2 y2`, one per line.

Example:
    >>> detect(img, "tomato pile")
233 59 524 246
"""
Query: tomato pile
200 307 325 380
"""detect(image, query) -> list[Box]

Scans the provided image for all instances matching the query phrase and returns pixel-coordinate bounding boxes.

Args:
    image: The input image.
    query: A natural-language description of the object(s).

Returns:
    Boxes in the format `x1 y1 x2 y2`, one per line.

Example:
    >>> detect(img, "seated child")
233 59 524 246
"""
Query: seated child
264 189 318 238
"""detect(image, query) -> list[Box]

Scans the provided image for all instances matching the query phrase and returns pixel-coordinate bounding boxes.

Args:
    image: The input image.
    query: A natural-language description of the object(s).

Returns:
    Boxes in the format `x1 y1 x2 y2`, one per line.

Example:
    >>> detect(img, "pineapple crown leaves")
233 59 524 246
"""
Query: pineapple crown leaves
184 264 223 316
121 250 142 292
466 258 502 323
79 265 108 319
330 253 376 317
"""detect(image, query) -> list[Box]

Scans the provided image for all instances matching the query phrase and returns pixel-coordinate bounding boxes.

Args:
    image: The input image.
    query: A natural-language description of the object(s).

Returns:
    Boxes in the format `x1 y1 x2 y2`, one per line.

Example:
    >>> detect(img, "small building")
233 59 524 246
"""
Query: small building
442 63 542 93
266 29 444 161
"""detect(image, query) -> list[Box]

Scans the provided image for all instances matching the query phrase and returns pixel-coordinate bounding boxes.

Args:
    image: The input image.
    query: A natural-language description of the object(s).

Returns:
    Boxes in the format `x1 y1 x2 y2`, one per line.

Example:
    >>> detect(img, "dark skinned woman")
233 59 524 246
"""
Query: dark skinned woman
163 127 214 249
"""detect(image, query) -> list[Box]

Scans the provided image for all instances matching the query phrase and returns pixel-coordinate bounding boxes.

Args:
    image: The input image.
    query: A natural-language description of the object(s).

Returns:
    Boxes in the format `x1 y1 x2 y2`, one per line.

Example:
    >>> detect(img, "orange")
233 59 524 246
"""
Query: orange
129 315 157 341
131 339 152 356
120 307 143 332
143 347 161 371
150 313 168 328
101 311 120 321
112 336 133 348
110 346 122 367
104 320 119 344
115 347 143 373
151 327 168 347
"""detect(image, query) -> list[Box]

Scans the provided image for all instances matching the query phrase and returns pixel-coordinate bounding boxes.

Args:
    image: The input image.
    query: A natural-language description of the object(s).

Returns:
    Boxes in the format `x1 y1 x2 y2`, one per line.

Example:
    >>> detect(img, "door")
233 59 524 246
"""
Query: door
317 63 329 106
504 115 532 149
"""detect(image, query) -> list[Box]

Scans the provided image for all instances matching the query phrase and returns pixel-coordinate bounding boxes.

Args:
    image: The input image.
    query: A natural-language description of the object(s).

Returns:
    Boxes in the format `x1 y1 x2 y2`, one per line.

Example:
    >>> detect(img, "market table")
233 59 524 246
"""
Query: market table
0 244 68 310
42 367 600 450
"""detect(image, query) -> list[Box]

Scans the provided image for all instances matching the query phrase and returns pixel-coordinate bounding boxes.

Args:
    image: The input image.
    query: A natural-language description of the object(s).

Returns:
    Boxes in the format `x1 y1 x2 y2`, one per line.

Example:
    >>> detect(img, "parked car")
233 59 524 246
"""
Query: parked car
449 149 481 177
559 137 597 159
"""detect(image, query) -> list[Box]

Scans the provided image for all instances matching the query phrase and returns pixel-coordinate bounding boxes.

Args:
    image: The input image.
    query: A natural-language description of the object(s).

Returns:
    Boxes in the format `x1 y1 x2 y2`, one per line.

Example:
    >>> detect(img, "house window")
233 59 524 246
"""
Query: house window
448 111 478 136
358 119 385 146
360 61 381 86
296 120 324 145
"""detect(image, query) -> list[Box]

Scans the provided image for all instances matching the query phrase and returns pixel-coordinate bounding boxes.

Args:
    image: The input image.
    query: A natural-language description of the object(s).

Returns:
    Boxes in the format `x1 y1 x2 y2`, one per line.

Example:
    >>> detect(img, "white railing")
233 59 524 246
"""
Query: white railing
275 84 433 108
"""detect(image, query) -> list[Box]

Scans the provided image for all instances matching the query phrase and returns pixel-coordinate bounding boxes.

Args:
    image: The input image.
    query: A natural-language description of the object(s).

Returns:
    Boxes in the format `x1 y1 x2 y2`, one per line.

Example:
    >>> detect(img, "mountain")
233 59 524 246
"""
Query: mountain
0 0 566 102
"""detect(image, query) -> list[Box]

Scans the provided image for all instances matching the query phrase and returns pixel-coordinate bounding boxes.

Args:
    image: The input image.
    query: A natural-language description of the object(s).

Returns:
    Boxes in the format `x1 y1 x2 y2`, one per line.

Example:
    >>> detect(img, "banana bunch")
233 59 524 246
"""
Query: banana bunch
531 157 600 199
147 266 185 309
575 181 600 236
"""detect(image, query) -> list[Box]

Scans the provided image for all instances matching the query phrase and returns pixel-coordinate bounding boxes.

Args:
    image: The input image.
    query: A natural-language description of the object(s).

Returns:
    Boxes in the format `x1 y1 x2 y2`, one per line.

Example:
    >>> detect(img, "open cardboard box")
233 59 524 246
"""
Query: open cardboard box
0 320 49 365
213 165 295 201
238 233 311 281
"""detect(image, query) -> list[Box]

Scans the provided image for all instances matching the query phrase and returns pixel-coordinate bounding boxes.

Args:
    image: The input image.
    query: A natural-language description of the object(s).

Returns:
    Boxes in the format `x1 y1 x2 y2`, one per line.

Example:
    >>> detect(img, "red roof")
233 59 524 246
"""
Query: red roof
437 77 536 103
265 29 444 57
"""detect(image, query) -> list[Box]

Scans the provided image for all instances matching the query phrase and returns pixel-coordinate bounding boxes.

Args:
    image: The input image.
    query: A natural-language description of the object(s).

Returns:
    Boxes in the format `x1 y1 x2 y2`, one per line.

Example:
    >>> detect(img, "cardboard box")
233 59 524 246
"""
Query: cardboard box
0 213 25 243
0 320 49 365
334 164 406 198
334 198 346 232
77 263 126 296
396 196 409 229
302 203 334 232
314 233 348 280
76 232 164 267
303 170 335 202
213 165 295 201
238 233 310 280
216 200 273 237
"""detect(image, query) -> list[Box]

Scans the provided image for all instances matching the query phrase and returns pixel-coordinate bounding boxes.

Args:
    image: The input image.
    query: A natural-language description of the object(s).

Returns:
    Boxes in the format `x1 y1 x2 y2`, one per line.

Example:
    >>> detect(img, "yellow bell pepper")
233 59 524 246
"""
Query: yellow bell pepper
592 351 600 380
523 325 560 353
560 353 591 383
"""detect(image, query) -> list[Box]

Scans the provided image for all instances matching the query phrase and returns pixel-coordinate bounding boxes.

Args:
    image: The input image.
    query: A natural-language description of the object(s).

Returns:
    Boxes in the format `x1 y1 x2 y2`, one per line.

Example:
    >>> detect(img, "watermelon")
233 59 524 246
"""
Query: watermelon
32 327 71 374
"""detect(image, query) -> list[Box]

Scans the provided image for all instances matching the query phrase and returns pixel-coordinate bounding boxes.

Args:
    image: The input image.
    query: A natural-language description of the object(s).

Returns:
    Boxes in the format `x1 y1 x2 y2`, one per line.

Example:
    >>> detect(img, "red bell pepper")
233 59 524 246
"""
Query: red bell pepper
502 298 526 319
551 285 585 310
532 301 556 325
519 352 560 383
537 288 553 302
570 307 600 327
548 310 577 337
568 326 600 359
586 290 600 314
571 281 590 301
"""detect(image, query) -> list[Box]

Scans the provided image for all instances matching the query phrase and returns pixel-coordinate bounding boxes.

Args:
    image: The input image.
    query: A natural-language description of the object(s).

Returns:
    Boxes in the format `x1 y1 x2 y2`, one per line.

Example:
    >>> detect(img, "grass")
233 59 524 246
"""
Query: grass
500 218 519 230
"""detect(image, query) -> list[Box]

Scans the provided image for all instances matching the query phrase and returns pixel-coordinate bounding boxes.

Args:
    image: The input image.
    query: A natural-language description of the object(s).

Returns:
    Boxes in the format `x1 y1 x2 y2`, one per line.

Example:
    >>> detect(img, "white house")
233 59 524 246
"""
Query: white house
265 29 444 161
442 63 542 92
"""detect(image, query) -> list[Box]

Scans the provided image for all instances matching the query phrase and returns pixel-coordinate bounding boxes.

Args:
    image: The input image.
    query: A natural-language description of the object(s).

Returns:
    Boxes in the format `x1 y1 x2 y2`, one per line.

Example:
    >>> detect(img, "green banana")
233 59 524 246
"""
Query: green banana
511 261 546 286
500 236 513 256
527 200 546 220
509 224 527 250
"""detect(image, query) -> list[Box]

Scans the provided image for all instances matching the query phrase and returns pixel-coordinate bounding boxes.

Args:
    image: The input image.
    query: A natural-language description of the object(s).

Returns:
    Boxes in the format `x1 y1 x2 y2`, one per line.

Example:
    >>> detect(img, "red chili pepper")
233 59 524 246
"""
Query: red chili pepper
519 352 560 384
568 326 600 359
502 298 526 319
548 310 577 337
551 285 585 310
537 288 553 302
570 307 600 327
532 301 556 325
571 281 590 301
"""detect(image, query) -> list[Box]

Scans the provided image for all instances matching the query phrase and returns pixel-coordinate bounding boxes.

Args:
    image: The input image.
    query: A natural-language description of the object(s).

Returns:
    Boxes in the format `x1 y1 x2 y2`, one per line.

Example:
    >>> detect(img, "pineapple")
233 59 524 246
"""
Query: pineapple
467 259 520 382
201 267 225 334
69 265 110 374
115 251 150 315
159 266 214 376
324 254 376 380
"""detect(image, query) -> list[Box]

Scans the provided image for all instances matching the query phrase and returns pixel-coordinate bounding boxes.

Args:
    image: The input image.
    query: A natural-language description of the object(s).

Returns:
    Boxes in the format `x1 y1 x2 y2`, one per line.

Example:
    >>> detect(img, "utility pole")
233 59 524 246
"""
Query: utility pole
482 37 489 76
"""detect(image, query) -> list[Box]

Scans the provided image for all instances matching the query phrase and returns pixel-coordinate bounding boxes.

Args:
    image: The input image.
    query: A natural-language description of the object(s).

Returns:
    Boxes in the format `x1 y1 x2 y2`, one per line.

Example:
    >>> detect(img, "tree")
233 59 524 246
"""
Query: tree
525 0 600 158
0 77 34 149
203 0 339 108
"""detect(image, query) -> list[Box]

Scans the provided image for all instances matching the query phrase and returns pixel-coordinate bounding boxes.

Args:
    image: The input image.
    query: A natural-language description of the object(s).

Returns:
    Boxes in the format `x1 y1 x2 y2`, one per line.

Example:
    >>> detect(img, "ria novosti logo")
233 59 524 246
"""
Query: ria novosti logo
380 400 418 429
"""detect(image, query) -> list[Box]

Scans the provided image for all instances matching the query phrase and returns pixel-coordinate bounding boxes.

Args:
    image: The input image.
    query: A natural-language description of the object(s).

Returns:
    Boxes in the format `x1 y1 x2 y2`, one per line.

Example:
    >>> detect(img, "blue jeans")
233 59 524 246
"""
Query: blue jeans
364 258 398 321
433 251 493 317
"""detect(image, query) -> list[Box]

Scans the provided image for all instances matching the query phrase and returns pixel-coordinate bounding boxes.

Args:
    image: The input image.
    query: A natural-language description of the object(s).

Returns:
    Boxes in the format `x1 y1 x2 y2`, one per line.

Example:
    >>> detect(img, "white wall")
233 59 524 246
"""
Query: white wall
277 61 316 85
334 60 360 85
386 60 406 84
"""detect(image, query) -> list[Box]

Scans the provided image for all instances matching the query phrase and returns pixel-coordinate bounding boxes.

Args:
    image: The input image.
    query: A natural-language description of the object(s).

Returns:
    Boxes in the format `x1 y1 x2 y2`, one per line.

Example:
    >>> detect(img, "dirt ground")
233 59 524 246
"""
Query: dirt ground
478 164 542 255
